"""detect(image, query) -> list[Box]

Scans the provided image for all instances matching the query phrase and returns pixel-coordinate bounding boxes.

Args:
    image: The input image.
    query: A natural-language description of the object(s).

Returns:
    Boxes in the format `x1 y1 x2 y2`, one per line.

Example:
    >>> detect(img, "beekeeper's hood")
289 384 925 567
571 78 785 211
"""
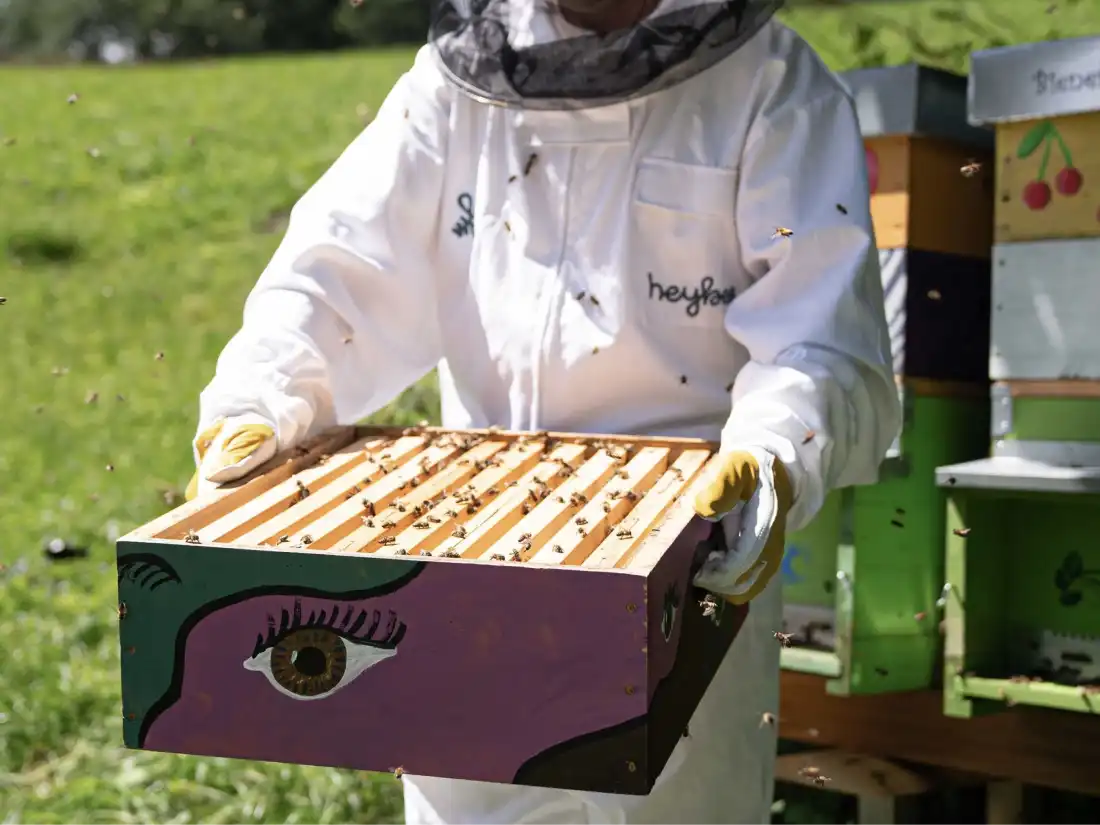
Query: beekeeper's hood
429 0 786 110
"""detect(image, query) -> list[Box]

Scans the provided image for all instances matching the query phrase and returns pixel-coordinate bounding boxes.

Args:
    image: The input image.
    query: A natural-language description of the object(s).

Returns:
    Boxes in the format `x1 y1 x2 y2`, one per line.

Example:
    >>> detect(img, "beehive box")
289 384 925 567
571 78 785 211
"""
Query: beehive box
781 379 988 694
935 381 1100 717
778 64 994 695
116 425 748 794
848 63 994 262
969 35 1100 243
933 42 1100 717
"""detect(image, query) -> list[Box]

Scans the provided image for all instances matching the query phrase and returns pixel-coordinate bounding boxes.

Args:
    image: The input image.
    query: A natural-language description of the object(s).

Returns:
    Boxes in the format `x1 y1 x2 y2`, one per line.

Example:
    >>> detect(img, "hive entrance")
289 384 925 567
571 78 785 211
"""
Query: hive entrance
138 426 721 572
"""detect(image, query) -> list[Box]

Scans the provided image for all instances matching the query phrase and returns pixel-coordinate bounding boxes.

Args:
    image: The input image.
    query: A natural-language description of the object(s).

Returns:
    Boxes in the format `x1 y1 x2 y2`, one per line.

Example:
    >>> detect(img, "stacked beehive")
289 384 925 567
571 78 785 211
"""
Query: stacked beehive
936 36 1100 718
781 65 994 696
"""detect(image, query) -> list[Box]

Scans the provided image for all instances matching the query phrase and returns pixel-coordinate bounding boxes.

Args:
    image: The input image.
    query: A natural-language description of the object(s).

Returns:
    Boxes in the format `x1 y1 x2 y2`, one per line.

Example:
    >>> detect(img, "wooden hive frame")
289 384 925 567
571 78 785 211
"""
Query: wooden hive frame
117 426 747 795
129 425 721 571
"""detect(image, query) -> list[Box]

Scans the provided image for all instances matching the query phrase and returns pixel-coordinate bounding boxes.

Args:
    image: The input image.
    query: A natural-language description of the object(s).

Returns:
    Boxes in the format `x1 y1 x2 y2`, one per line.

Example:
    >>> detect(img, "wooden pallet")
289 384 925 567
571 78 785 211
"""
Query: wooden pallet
117 426 747 795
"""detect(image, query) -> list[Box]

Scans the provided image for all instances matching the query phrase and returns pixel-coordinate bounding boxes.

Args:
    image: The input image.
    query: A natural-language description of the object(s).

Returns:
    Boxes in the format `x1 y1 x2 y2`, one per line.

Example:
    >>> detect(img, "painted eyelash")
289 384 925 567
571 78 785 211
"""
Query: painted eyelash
252 599 406 658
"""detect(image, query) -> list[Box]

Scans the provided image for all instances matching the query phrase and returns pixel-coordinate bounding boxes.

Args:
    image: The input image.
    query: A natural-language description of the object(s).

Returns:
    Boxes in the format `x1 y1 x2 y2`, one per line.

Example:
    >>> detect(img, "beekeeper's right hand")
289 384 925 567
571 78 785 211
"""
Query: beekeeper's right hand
185 414 278 501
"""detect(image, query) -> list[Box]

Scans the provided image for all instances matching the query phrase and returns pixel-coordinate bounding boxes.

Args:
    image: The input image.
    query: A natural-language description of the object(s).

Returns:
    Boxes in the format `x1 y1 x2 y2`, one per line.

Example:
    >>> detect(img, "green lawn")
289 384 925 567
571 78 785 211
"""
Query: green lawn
2 4 1098 821
0 48 426 824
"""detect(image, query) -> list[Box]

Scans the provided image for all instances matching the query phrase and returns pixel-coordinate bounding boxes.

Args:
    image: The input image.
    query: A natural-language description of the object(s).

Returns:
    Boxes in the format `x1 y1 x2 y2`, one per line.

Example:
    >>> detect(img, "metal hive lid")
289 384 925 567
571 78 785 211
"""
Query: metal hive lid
969 35 1100 126
839 63 993 149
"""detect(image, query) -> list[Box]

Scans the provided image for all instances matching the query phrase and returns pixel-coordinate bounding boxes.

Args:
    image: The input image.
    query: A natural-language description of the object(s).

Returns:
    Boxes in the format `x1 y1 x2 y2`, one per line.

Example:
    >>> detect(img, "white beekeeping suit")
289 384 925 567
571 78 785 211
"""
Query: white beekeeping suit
191 0 901 821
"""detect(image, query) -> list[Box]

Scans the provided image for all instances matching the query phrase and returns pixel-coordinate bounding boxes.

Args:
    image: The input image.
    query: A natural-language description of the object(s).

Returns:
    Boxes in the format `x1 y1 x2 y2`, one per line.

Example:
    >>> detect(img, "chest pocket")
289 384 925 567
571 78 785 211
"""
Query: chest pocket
631 158 738 328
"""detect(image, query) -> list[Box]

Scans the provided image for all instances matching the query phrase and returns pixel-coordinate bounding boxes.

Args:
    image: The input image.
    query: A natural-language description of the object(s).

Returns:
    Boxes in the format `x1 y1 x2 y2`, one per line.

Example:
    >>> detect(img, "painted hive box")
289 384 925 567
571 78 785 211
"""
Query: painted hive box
841 65 993 384
969 35 1100 242
844 63 994 260
116 425 745 795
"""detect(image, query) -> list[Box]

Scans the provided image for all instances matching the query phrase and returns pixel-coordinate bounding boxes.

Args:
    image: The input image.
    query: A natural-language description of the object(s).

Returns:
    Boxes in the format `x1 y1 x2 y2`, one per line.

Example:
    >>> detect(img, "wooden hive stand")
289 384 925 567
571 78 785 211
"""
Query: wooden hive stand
116 426 749 795
780 65 994 697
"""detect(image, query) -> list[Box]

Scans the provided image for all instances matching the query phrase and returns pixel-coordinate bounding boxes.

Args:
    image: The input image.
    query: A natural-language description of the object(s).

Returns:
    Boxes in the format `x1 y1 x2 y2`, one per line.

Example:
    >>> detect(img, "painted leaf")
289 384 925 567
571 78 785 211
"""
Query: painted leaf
1059 589 1084 607
1017 121 1053 159
1062 550 1085 581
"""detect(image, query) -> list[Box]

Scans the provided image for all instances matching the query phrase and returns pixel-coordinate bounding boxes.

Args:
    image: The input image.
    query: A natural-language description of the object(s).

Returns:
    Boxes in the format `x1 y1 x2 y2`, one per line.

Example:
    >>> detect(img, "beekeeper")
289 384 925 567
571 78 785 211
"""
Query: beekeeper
186 0 900 820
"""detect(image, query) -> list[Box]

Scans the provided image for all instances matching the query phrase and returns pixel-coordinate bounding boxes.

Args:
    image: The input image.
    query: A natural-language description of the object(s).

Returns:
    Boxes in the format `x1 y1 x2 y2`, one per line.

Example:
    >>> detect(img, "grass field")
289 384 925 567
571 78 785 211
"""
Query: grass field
2 4 1098 822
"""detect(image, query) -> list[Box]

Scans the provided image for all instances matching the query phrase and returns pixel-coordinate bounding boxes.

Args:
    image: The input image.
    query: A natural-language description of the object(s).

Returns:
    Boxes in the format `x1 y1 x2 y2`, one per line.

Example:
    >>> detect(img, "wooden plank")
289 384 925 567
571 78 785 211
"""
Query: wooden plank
898 376 990 400
583 449 713 570
908 137 994 259
527 447 671 566
990 239 1100 381
469 448 623 562
994 112 1100 244
774 750 933 798
330 439 508 553
124 427 358 541
285 440 472 550
354 425 718 452
986 780 1025 824
1003 379 1100 399
229 435 430 548
622 455 725 573
200 435 392 543
431 442 590 560
370 440 549 557
778 670 1100 797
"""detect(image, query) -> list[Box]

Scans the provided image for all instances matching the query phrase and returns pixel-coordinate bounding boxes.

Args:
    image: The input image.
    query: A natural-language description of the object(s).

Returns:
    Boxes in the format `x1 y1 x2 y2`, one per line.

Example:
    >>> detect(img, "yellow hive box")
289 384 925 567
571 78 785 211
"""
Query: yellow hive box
969 35 1100 243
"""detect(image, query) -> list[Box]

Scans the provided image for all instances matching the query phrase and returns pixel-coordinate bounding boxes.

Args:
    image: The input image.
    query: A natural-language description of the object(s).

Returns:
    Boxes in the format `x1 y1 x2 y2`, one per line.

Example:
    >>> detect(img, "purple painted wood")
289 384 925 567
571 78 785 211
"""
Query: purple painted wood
144 559 650 784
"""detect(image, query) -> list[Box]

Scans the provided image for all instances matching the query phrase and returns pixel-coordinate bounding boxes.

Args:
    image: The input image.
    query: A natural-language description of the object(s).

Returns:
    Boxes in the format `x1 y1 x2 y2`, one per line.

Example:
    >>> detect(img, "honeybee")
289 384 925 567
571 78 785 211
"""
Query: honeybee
524 153 539 176
574 517 588 526
154 351 165 361
392 766 405 779
117 602 128 619
184 529 200 544
773 631 793 647
960 159 982 177
802 430 816 445
772 227 794 239
452 526 467 539
300 535 313 545
760 712 776 727
413 521 430 530
552 544 564 553
379 536 397 546
441 549 460 558
616 528 633 539
382 520 396 529
509 549 523 562
490 553 506 561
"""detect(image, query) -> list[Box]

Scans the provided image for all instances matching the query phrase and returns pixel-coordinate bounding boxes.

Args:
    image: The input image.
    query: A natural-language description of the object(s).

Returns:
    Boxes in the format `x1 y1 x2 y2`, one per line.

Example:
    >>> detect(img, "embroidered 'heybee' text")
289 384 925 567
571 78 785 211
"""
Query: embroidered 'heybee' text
648 273 735 318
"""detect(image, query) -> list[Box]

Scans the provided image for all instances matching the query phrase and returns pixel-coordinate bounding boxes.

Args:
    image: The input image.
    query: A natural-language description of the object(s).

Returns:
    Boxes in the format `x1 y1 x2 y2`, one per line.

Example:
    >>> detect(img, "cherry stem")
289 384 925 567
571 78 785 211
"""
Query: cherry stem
1051 127 1074 169
1038 136 1053 182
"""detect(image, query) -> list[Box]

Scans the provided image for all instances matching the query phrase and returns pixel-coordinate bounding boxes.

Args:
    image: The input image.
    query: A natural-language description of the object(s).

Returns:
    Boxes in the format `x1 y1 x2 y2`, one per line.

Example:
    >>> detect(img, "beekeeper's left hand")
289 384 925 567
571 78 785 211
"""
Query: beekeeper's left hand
692 447 793 604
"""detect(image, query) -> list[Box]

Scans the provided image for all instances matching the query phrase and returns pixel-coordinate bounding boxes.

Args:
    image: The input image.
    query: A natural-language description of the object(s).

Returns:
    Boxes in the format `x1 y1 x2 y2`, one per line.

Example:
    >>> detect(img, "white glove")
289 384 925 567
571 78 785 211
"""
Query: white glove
185 413 278 501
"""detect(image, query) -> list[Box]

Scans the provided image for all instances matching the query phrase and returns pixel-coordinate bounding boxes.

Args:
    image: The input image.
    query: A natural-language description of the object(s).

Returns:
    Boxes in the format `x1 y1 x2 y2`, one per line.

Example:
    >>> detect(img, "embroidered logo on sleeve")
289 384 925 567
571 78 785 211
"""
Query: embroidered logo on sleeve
451 193 474 238
648 273 736 318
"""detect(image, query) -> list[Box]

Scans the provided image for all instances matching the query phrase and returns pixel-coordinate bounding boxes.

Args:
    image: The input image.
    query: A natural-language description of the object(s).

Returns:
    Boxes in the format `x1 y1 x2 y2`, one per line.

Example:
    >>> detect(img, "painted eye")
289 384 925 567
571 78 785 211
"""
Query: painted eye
661 585 680 642
243 627 400 701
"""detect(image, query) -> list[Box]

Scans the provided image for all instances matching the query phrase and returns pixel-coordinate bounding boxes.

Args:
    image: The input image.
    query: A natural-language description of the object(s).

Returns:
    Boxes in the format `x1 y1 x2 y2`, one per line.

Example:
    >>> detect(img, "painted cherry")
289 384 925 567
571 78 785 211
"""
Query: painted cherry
1023 180 1052 211
865 145 879 194
1056 166 1083 196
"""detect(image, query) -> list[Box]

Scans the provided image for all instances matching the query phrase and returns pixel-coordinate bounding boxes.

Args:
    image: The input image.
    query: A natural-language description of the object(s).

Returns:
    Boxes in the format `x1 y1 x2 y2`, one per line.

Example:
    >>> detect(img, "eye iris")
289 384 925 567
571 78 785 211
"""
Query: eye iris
270 628 347 696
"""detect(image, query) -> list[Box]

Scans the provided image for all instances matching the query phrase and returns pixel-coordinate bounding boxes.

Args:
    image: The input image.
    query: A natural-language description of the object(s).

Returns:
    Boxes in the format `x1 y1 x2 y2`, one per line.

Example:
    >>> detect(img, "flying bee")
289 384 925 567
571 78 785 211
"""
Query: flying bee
774 631 793 647
802 430 816 445
524 153 539 176
960 159 982 177
772 227 794 239
392 767 404 779
760 712 776 727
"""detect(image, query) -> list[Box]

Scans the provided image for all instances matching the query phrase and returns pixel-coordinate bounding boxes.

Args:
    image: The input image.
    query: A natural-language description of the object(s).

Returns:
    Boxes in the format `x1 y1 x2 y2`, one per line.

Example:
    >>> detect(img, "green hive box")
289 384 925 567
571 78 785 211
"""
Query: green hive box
780 64 994 695
935 39 1100 719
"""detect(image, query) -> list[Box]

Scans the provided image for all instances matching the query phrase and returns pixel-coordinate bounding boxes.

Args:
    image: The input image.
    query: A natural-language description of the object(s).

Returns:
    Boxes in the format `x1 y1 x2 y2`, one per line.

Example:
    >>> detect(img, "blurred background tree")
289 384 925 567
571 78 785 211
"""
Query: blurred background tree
1 0 1097 65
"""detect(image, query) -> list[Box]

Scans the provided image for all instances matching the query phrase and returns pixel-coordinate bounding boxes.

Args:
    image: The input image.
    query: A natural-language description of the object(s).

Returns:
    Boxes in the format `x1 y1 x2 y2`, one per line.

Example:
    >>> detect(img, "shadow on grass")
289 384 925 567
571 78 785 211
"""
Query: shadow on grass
6 230 84 266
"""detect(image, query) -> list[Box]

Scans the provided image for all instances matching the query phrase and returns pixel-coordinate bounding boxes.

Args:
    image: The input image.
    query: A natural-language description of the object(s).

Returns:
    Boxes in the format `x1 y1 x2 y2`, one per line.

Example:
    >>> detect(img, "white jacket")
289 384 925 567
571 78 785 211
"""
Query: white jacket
197 17 900 824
